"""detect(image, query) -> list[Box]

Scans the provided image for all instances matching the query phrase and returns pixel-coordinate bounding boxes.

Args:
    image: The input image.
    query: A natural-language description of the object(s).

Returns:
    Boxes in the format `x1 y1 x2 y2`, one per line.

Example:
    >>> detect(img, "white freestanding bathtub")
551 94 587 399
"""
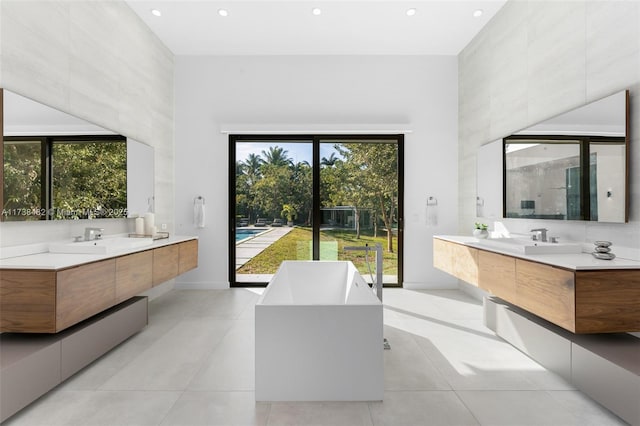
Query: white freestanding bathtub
255 261 383 401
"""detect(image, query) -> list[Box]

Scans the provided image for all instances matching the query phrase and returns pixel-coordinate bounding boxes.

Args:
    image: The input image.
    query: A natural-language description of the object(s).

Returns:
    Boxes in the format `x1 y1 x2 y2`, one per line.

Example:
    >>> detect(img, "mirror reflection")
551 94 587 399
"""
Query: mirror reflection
1 89 154 221
503 90 628 223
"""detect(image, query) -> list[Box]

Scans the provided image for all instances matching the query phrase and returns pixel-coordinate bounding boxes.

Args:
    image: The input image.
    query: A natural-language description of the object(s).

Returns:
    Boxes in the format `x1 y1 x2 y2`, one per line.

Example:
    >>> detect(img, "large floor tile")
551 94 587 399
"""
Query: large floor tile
4 390 180 426
160 391 269 426
59 315 181 390
395 317 558 391
189 289 261 319
382 325 451 391
457 390 618 426
547 391 628 426
383 289 483 321
267 401 373 426
188 319 255 391
99 318 233 390
148 290 209 320
369 391 479 426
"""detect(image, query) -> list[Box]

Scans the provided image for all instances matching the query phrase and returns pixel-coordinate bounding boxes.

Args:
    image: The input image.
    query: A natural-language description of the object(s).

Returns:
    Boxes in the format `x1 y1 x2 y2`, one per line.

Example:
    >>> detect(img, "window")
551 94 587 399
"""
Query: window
230 134 404 287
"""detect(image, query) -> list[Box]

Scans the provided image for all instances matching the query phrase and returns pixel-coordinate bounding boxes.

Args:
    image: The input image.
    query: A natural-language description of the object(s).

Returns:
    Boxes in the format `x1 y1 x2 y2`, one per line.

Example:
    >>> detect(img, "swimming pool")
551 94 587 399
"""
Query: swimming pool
236 229 264 242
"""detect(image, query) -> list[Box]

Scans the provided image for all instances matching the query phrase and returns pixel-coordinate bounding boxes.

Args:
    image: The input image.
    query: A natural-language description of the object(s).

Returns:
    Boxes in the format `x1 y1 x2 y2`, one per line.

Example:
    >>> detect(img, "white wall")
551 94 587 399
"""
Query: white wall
0 1 174 249
459 0 640 261
174 55 459 289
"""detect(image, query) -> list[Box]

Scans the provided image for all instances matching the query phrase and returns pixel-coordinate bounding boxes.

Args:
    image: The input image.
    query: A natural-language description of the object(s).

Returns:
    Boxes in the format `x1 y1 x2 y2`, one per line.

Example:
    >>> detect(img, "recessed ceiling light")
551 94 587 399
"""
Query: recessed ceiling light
151 9 162 17
218 9 228 17
406 8 417 16
312 8 322 16
473 9 483 18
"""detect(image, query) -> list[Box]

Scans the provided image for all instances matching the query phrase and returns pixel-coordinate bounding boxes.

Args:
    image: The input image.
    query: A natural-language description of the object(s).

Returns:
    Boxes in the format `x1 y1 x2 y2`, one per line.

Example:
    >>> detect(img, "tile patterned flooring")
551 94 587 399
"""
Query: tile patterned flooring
4 289 627 426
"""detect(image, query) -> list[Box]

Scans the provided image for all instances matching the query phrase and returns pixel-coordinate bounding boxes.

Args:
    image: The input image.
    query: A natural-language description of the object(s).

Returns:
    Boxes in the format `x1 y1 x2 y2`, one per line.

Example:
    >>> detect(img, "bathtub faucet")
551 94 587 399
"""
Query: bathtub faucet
343 243 383 303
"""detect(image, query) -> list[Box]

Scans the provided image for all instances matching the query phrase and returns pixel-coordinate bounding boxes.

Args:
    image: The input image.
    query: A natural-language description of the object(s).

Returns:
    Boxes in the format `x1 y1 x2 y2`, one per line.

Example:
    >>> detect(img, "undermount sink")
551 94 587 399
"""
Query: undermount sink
49 237 153 254
471 237 583 255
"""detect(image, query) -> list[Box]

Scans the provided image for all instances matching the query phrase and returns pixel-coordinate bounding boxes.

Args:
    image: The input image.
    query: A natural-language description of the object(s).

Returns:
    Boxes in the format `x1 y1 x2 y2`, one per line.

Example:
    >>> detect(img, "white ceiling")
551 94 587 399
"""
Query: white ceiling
125 0 507 55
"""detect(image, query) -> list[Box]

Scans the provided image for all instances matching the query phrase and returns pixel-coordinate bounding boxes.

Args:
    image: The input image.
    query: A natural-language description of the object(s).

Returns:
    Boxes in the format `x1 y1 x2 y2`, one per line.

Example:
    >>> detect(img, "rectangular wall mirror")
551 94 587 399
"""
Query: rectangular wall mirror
503 90 629 223
1 89 154 222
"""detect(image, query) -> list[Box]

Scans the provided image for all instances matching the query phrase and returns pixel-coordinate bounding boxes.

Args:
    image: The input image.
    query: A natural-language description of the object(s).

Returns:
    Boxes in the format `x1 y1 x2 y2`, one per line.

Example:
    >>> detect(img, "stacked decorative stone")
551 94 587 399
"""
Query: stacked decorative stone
592 241 615 260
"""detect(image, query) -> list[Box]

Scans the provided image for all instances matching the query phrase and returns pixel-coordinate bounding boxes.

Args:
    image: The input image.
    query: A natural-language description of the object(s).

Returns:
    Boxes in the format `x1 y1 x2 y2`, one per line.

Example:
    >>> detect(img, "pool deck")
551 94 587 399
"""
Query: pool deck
235 226 293 270
235 226 399 285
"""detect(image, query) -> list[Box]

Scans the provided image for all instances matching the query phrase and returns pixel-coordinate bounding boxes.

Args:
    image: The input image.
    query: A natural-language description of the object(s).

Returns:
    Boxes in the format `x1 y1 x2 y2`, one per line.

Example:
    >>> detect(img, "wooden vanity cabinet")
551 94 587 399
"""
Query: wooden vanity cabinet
116 251 153 302
574 270 640 333
434 237 640 334
152 245 179 286
433 238 454 275
56 259 116 332
178 239 198 274
478 250 516 304
0 270 57 333
0 239 198 333
515 259 575 332
451 243 478 286
433 238 479 286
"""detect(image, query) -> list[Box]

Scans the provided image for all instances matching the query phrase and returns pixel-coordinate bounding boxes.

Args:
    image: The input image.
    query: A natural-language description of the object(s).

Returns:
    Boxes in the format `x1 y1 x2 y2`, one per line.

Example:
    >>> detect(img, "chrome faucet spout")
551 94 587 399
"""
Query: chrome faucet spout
530 228 548 242
84 227 104 241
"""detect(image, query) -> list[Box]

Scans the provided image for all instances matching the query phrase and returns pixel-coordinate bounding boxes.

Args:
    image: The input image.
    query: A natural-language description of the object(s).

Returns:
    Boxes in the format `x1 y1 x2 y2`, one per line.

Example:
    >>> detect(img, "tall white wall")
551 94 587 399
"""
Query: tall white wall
0 1 174 247
174 55 459 289
459 0 640 259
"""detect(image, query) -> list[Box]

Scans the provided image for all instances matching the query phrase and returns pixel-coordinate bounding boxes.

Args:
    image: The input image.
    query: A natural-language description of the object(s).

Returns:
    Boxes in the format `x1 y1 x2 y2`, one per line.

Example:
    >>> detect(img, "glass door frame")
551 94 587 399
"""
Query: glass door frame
229 134 404 287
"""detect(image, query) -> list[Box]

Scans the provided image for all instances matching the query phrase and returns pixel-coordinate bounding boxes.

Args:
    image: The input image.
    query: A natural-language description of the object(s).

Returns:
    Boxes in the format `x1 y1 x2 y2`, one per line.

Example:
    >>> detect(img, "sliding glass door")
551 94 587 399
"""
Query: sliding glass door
229 134 403 286
319 139 400 285
231 136 313 284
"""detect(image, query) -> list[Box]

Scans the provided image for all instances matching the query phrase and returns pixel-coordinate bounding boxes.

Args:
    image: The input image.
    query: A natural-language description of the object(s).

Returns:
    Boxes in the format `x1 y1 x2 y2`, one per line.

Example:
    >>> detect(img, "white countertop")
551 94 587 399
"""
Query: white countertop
0 235 197 270
435 235 640 271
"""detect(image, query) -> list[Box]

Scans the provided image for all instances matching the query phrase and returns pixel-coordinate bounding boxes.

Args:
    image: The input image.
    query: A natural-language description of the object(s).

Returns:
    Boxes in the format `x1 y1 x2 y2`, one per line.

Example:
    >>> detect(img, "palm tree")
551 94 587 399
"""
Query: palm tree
262 146 292 167
241 153 263 185
238 153 263 222
321 152 339 167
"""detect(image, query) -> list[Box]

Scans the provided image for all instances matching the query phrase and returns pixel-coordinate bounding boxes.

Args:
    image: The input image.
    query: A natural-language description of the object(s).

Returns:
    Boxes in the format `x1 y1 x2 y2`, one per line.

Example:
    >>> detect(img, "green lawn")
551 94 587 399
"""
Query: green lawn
237 227 398 276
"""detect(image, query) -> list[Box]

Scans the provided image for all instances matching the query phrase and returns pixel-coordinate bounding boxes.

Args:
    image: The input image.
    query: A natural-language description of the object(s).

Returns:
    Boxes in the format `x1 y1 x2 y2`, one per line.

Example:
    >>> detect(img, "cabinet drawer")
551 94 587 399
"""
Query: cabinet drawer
116 251 153 302
478 251 516 303
516 259 575 332
450 243 478 286
575 270 640 333
56 260 116 332
152 244 179 285
0 270 56 333
433 238 453 274
178 239 198 275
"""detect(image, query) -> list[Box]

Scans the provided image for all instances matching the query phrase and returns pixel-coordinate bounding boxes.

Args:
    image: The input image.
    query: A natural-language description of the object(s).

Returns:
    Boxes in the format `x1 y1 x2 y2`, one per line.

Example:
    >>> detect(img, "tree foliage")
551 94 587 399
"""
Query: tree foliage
3 138 127 221
334 143 398 252
236 142 398 253
2 141 42 220
52 141 127 219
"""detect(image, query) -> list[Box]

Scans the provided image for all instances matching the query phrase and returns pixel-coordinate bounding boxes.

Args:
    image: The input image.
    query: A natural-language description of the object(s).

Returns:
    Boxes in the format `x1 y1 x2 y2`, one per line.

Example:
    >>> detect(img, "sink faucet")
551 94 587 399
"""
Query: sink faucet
530 228 548 242
84 227 104 241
